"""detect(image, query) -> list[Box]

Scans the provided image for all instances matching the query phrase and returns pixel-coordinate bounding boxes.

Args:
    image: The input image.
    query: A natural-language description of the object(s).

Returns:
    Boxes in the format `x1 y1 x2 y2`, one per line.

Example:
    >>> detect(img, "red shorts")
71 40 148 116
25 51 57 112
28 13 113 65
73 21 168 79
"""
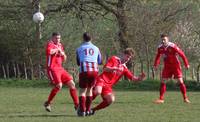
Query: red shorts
79 71 98 88
47 68 73 85
95 77 113 96
162 65 182 79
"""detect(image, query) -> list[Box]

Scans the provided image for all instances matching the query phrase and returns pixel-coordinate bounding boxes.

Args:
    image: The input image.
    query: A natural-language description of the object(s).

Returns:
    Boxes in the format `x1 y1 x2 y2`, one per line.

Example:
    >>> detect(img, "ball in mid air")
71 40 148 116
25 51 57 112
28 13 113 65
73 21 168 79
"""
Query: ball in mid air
33 12 44 23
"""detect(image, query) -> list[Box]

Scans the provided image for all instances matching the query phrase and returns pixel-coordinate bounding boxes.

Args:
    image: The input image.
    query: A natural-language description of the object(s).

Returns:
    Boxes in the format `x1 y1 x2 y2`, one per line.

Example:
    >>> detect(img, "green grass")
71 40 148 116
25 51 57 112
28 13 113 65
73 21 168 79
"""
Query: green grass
0 87 200 122
1 79 200 91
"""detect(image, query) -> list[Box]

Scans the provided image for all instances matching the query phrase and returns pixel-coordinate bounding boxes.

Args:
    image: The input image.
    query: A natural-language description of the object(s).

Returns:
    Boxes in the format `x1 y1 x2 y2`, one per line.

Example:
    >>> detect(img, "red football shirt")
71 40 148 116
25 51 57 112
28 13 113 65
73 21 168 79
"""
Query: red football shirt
98 56 137 87
46 40 65 69
154 42 189 68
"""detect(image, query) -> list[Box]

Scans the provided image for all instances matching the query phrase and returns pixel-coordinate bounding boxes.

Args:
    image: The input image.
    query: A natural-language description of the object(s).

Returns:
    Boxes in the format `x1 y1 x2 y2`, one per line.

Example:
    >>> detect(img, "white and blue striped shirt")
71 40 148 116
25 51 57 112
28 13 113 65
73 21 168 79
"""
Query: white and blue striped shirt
76 41 102 73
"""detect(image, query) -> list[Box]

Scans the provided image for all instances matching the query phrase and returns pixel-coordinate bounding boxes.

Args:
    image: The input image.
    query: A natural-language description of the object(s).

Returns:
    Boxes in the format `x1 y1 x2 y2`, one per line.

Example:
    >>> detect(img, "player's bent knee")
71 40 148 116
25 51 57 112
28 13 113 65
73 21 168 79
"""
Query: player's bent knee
105 95 115 104
93 88 101 95
95 90 101 95
107 99 114 104
56 83 63 89
67 80 76 89
111 96 115 103
177 78 184 84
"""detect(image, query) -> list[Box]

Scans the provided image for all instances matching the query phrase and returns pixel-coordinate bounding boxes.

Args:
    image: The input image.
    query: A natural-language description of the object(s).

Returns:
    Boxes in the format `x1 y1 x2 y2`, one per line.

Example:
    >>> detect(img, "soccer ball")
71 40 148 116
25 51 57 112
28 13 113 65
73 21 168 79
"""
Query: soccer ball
33 12 44 23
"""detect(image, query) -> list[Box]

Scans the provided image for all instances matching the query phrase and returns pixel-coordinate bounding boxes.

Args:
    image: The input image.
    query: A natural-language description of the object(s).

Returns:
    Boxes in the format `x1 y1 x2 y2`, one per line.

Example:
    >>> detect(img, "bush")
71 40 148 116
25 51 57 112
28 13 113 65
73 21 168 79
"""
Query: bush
0 78 200 91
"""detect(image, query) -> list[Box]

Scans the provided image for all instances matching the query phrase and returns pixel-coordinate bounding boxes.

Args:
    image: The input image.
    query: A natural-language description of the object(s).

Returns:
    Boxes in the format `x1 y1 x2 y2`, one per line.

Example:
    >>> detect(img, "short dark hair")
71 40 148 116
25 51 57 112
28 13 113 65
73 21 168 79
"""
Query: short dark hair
83 32 91 42
160 33 168 38
123 48 135 57
52 32 61 37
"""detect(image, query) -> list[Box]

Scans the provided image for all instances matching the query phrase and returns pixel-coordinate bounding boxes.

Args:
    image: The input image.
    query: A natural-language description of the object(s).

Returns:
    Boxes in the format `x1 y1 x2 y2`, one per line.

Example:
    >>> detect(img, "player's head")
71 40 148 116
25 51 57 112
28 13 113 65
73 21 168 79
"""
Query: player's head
121 48 135 64
160 33 169 46
83 32 91 42
52 32 61 44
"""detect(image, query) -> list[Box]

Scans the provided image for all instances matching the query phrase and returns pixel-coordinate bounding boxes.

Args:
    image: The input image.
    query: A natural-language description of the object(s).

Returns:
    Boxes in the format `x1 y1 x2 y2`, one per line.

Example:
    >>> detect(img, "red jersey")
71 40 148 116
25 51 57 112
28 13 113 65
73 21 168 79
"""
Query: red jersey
46 40 65 69
97 56 138 87
154 42 189 68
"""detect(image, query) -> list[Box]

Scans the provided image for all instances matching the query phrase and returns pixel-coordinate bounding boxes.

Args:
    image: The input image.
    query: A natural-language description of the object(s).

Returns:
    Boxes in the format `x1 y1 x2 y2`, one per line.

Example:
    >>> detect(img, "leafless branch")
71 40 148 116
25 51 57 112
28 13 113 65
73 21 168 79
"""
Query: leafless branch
92 0 117 15
44 0 77 15
104 0 118 6
162 5 190 22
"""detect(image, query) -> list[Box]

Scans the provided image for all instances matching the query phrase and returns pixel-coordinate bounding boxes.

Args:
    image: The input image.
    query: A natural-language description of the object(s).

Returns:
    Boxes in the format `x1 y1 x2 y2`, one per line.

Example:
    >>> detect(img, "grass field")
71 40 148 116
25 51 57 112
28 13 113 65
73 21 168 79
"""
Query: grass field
0 87 200 122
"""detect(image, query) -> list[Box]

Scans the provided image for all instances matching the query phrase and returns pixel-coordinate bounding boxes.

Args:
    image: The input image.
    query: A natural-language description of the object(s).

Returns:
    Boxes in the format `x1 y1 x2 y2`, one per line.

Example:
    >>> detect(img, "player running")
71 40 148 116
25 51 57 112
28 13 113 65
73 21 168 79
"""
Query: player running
44 32 79 112
153 33 190 104
90 48 145 115
76 32 102 116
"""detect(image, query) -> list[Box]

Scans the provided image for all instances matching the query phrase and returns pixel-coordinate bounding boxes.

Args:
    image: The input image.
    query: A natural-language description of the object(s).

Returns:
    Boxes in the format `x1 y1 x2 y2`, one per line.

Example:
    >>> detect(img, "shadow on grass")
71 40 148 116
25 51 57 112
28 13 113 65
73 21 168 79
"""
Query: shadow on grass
0 113 77 118
114 101 138 104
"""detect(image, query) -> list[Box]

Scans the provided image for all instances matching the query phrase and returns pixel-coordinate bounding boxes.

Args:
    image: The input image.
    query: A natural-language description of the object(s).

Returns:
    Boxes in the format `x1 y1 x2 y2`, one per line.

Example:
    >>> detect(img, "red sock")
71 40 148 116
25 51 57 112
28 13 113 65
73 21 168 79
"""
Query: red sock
79 96 86 112
179 83 187 99
86 96 92 111
93 99 111 111
69 88 79 107
159 82 166 100
47 87 60 104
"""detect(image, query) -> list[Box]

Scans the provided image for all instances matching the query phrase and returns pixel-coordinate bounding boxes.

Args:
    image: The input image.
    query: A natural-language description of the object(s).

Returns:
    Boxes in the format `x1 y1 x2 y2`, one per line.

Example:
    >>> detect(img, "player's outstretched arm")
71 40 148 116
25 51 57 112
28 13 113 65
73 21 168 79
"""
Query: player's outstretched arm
124 67 145 82
132 72 146 82
174 45 189 68
153 48 162 69
186 65 190 70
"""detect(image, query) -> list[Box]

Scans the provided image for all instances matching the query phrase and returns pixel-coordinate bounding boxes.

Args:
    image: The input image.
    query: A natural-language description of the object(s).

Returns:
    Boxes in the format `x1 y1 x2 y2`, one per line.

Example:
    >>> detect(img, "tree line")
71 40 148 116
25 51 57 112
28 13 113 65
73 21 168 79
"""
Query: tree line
0 0 200 82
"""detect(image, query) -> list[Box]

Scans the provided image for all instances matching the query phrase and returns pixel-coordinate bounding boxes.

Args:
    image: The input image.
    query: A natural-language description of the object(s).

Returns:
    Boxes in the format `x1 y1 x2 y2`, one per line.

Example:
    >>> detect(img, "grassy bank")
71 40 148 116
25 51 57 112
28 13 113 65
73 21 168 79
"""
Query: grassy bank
0 79 200 91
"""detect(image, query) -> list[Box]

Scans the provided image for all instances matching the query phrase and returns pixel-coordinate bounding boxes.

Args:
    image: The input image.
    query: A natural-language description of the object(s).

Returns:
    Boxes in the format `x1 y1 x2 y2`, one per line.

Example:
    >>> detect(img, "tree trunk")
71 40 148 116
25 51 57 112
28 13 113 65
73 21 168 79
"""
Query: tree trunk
6 63 10 78
116 0 129 49
138 55 144 77
192 67 195 80
38 64 42 79
197 63 200 82
145 44 150 79
142 35 151 79
16 63 21 78
2 64 6 79
115 5 135 73
152 66 155 79
24 62 28 80
13 62 17 78
141 61 144 74
29 56 34 80
34 0 42 79
94 0 129 50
